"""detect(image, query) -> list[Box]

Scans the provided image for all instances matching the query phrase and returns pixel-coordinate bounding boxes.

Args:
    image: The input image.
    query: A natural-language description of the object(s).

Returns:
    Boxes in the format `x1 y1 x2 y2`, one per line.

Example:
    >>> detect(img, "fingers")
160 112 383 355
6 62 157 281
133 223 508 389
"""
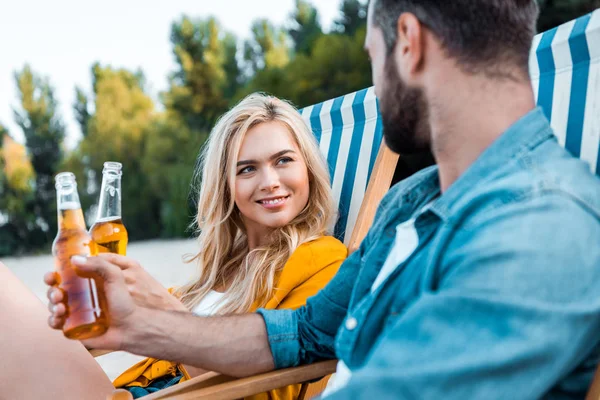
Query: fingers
71 255 128 288
45 274 67 330
47 301 67 317
43 271 59 286
97 253 140 271
46 286 64 304
48 313 66 329
47 297 67 329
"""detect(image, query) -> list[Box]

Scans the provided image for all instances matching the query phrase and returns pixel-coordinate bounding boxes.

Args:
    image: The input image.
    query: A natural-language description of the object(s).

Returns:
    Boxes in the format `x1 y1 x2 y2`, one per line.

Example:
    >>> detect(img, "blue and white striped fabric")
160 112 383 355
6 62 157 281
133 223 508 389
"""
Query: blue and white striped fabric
530 8 600 176
301 87 383 244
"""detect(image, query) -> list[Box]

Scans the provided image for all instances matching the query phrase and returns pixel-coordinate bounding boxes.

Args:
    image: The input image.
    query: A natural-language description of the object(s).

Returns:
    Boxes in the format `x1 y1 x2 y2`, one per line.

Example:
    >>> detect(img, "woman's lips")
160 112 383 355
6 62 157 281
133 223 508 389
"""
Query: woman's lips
257 195 290 210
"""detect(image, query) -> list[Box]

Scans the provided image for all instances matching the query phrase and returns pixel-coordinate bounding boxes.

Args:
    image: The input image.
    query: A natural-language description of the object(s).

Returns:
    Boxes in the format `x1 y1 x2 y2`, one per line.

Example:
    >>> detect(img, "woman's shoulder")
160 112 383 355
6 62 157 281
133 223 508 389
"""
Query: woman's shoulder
275 235 347 292
287 235 348 270
298 235 347 255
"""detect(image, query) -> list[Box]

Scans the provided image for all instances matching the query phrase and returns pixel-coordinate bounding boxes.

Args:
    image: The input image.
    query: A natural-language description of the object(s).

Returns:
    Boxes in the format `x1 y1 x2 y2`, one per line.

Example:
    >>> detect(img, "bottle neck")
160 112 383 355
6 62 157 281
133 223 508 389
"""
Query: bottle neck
56 184 86 230
97 173 122 221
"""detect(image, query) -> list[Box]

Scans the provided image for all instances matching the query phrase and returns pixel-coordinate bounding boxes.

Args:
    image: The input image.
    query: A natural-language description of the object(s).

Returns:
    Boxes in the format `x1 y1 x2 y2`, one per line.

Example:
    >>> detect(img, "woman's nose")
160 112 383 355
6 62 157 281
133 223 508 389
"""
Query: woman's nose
259 168 280 191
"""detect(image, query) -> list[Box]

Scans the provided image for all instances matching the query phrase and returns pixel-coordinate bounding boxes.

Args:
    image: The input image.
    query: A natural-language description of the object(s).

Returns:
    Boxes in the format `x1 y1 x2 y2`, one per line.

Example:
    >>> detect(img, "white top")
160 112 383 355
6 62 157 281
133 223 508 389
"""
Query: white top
191 290 226 316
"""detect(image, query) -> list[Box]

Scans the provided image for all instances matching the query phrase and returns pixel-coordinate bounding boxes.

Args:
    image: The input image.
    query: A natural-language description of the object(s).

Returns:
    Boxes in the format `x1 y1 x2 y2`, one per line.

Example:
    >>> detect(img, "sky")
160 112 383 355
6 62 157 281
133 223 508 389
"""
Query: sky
0 0 344 148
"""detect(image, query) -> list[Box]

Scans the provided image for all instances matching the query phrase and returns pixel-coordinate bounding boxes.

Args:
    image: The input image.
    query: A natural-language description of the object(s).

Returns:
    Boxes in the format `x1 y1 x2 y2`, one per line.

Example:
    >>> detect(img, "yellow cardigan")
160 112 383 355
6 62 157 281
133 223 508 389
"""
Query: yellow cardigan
113 236 347 400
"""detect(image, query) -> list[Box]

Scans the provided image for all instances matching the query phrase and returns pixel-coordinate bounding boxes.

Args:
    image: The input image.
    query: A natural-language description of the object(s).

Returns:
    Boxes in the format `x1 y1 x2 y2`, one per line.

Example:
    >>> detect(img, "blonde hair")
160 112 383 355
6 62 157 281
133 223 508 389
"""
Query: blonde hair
176 94 336 314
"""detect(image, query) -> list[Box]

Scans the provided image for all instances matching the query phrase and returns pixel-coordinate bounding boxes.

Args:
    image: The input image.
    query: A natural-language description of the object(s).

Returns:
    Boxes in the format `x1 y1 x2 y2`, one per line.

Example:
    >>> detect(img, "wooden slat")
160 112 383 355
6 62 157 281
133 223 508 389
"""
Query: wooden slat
347 142 399 253
133 360 338 400
586 363 600 400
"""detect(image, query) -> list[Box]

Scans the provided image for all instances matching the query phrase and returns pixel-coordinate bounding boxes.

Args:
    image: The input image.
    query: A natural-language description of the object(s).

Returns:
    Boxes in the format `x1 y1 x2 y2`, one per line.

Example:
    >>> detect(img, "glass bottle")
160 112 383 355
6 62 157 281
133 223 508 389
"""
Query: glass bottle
89 162 128 255
52 172 109 339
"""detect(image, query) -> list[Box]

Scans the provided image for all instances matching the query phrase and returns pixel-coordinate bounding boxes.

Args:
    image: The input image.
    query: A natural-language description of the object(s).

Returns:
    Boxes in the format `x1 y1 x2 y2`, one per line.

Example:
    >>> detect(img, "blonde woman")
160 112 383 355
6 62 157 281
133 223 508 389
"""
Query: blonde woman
109 93 347 398
0 93 346 400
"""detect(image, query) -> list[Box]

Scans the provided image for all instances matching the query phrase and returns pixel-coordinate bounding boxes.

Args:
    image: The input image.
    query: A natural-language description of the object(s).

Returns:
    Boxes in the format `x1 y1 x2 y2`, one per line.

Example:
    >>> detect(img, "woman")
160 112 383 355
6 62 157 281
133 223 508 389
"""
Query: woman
0 93 346 400
110 93 346 398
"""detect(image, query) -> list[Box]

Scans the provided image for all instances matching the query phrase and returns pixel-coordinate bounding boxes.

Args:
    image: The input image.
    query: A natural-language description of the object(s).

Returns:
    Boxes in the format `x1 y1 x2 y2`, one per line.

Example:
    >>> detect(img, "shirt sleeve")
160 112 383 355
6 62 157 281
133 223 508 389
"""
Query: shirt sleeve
324 194 600 399
257 242 364 369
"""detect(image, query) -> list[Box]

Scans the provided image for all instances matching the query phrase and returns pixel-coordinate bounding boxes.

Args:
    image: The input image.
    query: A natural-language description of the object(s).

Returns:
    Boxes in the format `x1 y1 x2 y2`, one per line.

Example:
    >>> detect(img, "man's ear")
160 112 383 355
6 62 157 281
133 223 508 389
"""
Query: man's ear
394 12 425 78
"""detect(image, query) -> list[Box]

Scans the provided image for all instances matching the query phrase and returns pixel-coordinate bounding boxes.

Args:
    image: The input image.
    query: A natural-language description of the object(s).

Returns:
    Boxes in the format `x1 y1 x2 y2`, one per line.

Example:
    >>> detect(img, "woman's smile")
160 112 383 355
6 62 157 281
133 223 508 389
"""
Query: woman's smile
256 195 290 209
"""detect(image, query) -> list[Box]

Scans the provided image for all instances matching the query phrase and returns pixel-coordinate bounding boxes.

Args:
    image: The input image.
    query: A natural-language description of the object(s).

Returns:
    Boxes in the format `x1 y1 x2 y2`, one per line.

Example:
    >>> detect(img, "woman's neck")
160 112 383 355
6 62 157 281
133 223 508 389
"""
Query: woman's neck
245 223 274 250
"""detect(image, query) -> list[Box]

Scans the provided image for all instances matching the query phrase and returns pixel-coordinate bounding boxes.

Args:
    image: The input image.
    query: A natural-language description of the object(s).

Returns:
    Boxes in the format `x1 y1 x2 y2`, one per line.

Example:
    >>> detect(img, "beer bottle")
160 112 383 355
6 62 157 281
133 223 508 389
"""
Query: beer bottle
90 162 128 255
52 172 109 339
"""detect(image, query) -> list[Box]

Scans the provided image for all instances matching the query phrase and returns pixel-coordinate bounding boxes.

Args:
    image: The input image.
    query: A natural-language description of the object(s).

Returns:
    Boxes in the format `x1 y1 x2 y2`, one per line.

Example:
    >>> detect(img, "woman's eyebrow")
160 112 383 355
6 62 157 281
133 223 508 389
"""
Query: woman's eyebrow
236 149 296 167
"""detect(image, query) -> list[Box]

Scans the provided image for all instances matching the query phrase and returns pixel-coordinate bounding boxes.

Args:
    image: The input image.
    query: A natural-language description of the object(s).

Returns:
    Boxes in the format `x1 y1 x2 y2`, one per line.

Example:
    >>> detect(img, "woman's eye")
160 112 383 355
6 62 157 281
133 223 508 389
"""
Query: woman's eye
238 166 255 175
277 157 293 165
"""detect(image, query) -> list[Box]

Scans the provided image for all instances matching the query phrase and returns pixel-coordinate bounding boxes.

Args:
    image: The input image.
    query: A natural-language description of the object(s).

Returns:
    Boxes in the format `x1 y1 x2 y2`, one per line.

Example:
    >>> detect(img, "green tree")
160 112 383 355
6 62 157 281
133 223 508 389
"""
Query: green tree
73 86 91 138
13 65 65 243
163 16 240 132
537 0 600 32
333 0 367 36
0 128 37 255
243 19 290 79
287 0 322 55
284 27 371 107
141 115 202 237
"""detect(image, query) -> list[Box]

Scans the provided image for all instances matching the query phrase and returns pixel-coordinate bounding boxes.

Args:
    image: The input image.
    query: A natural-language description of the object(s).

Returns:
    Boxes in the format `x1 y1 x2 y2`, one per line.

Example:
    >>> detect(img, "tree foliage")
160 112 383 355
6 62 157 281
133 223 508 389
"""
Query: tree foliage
537 0 600 32
287 0 323 55
244 19 291 75
162 16 238 132
333 0 367 36
2 0 594 255
12 65 65 244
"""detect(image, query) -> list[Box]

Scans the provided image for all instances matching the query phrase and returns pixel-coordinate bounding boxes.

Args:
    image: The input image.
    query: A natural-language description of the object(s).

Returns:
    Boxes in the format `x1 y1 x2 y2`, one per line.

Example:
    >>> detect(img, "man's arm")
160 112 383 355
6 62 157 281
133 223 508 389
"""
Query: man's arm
325 194 600 399
125 309 275 377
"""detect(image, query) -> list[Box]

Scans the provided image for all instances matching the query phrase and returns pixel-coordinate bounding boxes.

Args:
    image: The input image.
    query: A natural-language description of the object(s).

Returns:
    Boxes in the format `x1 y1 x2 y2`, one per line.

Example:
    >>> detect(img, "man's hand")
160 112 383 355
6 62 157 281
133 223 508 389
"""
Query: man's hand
45 255 138 350
45 255 276 376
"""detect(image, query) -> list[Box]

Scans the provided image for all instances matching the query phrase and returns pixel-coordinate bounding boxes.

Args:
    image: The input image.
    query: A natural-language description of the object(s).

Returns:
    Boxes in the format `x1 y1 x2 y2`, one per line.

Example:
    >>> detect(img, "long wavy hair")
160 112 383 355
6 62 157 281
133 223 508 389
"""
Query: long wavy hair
175 94 336 314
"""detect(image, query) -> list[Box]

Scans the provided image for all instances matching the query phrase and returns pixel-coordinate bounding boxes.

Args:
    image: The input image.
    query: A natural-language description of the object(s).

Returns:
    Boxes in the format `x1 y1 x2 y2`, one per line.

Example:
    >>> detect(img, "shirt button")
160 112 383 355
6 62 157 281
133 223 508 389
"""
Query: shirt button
345 317 358 330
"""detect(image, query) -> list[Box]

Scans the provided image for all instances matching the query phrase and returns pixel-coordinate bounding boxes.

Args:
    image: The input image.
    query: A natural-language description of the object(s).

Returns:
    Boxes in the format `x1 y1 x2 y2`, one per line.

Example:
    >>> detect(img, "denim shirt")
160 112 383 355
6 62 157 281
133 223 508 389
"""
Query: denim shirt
258 108 600 399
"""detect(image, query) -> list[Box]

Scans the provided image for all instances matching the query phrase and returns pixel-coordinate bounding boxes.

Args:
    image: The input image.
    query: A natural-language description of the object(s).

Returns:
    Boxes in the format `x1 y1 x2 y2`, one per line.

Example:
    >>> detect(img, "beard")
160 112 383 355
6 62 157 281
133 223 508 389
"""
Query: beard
379 55 431 154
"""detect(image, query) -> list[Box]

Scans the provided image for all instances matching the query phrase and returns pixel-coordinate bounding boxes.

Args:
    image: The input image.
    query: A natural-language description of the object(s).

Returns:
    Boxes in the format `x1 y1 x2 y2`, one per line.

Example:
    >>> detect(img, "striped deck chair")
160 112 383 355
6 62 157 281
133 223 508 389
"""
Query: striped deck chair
530 9 600 179
529 8 600 400
108 10 600 400
300 87 398 251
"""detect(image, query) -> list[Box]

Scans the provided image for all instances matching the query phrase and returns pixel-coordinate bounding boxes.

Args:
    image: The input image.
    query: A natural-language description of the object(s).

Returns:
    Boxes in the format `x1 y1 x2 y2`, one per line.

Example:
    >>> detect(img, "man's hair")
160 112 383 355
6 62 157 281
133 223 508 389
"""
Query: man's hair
372 0 539 78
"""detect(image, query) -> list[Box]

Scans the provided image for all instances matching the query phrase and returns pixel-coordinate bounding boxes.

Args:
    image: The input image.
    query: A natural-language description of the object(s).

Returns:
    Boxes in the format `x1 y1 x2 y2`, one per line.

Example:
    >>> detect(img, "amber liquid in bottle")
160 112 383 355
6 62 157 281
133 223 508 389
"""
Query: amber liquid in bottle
90 218 128 255
53 173 109 339
89 162 128 256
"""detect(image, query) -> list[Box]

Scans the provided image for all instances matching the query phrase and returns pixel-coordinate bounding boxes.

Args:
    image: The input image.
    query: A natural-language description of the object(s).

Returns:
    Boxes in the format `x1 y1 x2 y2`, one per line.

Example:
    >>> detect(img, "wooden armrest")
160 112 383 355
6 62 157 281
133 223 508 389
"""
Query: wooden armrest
129 359 338 400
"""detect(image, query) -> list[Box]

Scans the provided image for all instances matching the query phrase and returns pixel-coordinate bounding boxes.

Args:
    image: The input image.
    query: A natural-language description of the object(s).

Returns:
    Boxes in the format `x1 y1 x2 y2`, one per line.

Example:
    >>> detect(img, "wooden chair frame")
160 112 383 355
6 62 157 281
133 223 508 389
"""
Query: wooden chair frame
99 142 398 400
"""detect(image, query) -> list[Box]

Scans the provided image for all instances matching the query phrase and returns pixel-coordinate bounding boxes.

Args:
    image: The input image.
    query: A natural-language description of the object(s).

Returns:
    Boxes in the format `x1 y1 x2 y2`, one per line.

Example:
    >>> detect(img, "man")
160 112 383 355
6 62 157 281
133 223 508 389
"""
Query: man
48 0 600 398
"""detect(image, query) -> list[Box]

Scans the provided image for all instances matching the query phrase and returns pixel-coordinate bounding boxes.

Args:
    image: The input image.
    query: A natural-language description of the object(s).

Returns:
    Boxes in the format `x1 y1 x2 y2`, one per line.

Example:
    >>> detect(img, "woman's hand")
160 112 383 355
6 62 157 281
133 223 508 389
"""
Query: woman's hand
97 253 188 312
